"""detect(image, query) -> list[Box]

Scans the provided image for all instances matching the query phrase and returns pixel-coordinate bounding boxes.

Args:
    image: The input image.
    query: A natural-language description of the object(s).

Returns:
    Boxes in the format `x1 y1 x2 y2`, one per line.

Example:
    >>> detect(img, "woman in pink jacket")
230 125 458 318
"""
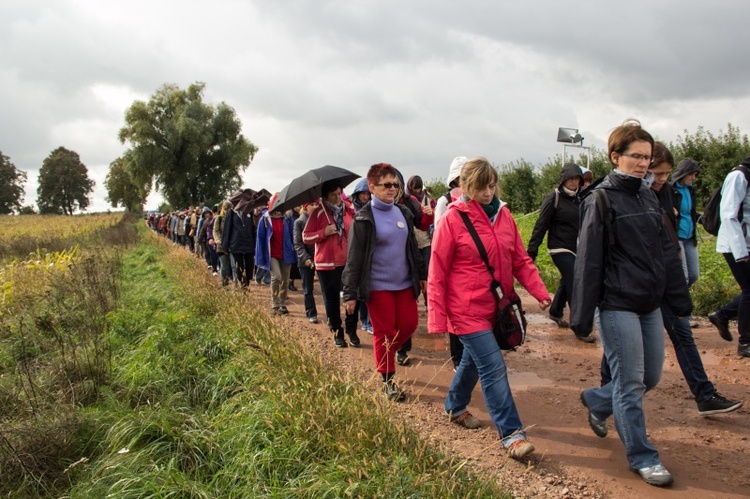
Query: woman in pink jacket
428 157 551 461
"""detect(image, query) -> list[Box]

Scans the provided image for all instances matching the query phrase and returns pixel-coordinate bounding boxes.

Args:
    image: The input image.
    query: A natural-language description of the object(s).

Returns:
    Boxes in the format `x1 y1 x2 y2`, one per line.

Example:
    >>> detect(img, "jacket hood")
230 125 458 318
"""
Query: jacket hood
558 163 584 189
351 178 370 196
601 170 654 195
741 155 750 168
672 158 700 184
447 156 468 187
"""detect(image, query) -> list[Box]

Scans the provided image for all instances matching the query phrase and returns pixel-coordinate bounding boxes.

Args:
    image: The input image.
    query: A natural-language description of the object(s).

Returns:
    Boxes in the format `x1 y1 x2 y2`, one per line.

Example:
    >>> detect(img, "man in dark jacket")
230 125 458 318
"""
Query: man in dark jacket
527 163 585 338
221 206 257 288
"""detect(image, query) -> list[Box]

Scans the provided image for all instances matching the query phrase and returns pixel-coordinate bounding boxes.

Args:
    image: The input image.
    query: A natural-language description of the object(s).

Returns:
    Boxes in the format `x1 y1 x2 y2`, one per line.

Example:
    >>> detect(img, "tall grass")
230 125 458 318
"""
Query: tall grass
58 231 508 497
0 216 139 497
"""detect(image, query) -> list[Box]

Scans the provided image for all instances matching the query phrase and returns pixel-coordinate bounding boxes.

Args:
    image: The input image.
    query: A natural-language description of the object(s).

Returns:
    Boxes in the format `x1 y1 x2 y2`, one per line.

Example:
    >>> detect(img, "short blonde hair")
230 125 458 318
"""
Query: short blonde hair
460 157 498 198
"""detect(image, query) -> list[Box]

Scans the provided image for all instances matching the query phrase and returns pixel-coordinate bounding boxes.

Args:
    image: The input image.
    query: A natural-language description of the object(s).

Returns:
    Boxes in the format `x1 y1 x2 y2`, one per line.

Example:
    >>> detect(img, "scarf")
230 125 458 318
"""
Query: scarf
482 195 500 220
326 200 344 232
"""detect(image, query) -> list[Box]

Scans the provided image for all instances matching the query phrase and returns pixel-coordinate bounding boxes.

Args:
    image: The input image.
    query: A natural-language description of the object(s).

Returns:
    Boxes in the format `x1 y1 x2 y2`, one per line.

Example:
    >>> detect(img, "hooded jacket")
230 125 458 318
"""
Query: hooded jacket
716 156 750 260
435 156 468 223
351 178 370 211
527 163 582 260
428 199 550 335
255 210 296 270
569 172 692 337
341 202 426 303
671 158 700 240
302 200 355 270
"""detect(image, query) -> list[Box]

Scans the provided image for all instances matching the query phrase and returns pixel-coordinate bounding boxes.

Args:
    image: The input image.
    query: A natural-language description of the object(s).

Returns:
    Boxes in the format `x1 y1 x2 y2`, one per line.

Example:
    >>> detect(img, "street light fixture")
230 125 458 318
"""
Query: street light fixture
556 127 591 167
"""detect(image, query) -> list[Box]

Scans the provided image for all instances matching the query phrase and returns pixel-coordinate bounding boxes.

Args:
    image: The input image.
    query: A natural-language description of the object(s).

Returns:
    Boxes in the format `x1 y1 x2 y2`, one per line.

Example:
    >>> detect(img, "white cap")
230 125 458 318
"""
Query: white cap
447 156 468 186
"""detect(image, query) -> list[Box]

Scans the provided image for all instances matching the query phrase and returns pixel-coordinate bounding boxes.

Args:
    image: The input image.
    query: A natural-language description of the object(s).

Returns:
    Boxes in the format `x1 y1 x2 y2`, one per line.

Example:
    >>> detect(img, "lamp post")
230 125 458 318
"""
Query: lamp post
557 127 591 168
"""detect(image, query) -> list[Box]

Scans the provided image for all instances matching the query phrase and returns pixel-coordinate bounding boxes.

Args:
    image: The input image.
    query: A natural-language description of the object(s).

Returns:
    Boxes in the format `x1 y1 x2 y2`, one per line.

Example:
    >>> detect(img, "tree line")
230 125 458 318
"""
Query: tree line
1 81 749 215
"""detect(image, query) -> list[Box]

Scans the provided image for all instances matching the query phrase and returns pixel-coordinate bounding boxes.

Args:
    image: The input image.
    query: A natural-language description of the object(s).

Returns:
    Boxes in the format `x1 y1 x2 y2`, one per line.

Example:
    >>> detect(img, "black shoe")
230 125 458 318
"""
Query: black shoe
397 351 410 366
708 311 733 341
738 343 750 358
698 393 743 416
333 329 347 348
308 316 319 324
580 392 607 437
548 314 570 328
347 330 360 347
383 380 406 402
277 306 289 316
576 333 596 343
288 283 298 291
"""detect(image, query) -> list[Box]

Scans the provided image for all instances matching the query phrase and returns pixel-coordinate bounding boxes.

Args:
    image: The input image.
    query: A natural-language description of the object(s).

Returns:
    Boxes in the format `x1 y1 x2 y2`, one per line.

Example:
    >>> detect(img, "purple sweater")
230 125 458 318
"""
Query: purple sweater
370 196 412 291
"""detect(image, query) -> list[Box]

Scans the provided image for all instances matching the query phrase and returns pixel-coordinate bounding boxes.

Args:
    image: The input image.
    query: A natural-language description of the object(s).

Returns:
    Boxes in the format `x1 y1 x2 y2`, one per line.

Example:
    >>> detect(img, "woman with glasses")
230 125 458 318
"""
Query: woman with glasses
571 121 691 487
428 157 551 460
342 164 426 401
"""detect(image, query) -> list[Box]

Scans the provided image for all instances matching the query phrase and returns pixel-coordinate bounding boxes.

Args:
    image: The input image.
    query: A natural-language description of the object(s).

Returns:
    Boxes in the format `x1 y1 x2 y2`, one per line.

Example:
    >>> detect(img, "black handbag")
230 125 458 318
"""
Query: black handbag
458 211 527 350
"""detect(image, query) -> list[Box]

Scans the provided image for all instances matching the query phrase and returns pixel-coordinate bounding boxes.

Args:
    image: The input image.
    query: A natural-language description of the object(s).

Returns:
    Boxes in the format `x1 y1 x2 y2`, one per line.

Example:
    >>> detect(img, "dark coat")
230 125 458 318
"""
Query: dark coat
569 172 692 337
221 209 256 254
527 163 583 259
342 202 426 303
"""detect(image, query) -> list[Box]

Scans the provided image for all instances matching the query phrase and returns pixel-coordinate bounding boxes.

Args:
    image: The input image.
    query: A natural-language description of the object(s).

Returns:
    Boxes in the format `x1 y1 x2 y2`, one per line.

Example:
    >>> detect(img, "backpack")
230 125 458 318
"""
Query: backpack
699 165 750 236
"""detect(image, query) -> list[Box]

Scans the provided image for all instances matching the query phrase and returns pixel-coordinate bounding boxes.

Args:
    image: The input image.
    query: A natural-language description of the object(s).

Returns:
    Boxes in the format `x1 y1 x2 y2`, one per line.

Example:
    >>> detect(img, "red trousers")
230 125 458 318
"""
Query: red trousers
368 288 418 374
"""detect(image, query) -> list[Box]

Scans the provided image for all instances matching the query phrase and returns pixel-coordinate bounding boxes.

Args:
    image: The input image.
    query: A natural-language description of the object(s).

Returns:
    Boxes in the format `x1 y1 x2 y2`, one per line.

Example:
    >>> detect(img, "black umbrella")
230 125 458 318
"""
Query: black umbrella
229 188 269 215
270 165 360 213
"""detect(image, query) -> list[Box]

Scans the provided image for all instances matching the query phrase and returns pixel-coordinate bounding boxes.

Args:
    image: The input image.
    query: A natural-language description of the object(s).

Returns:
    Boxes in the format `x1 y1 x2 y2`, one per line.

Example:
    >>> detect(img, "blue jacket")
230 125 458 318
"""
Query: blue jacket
255 210 296 270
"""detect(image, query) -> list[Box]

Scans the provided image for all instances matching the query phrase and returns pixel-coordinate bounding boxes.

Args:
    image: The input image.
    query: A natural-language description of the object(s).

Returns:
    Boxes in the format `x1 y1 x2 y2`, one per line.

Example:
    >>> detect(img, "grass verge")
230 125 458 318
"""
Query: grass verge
51 229 510 497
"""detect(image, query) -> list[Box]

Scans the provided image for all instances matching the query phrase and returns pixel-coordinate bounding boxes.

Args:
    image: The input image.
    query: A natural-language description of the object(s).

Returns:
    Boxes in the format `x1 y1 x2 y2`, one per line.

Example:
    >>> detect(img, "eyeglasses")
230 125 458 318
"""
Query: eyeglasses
375 182 400 189
620 152 654 165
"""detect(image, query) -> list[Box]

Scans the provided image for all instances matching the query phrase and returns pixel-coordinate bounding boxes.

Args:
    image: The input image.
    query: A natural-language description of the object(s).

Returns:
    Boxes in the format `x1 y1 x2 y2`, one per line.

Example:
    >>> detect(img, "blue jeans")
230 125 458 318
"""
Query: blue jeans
678 238 699 288
584 308 664 469
219 253 231 286
600 302 715 404
359 300 371 328
445 330 525 447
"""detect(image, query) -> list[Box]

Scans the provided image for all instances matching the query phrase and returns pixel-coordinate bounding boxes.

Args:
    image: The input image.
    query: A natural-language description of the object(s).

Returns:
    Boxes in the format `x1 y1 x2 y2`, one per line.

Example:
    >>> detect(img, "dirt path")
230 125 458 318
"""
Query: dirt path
243 279 749 498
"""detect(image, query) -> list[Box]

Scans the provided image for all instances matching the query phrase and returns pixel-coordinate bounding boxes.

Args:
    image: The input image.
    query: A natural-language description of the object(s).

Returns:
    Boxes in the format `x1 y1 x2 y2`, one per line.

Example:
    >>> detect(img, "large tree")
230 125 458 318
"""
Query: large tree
105 155 148 212
37 147 95 215
118 82 258 208
0 151 27 214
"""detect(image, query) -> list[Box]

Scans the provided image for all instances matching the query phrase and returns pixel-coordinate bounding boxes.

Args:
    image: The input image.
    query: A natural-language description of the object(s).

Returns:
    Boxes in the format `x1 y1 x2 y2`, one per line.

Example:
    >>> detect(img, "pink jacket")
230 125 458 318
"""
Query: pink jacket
302 200 355 271
428 199 550 335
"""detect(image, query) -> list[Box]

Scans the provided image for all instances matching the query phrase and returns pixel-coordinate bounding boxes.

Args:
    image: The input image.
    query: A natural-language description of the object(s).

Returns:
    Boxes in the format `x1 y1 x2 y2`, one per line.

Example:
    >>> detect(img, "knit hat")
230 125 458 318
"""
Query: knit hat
447 156 468 187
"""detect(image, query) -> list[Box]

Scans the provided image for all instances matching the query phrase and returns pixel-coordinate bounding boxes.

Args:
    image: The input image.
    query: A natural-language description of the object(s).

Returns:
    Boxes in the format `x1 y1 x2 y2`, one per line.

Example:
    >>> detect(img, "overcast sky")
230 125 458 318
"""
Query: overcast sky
3 0 750 211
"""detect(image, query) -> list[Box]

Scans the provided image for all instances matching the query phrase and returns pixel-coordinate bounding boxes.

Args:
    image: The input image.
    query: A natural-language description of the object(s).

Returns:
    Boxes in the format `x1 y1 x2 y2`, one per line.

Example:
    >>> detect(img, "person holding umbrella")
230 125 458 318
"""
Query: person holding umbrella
303 180 360 348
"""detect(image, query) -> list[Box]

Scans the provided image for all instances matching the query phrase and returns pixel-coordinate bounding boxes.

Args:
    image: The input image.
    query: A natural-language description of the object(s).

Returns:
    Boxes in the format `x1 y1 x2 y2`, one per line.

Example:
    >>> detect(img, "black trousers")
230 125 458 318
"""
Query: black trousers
317 266 358 333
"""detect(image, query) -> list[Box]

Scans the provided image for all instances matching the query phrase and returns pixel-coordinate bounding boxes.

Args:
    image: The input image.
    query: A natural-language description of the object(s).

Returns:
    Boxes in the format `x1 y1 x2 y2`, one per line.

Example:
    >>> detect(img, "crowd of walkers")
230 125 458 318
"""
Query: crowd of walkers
145 119 747 486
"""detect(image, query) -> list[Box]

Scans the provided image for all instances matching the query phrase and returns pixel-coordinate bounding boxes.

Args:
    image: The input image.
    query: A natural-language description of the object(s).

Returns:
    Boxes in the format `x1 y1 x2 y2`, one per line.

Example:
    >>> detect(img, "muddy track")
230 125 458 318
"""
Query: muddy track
241 277 749 498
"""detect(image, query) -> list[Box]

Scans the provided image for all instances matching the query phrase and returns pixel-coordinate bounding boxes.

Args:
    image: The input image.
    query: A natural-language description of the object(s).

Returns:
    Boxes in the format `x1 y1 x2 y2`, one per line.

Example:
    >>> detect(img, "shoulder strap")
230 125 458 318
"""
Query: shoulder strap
594 189 615 247
457 211 494 275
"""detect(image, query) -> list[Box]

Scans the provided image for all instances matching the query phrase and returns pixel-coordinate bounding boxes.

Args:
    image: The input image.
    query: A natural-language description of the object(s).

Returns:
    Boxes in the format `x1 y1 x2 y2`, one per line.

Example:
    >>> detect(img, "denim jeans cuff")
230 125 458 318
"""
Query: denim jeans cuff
501 431 527 448
445 408 467 420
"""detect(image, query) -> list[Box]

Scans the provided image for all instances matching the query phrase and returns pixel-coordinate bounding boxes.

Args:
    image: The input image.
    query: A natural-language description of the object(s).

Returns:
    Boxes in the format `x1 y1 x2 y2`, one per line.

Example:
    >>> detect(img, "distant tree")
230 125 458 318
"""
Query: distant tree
119 82 258 209
105 156 148 212
36 147 95 215
497 160 537 214
157 201 173 213
424 177 449 200
0 151 27 214
669 124 750 206
18 205 37 215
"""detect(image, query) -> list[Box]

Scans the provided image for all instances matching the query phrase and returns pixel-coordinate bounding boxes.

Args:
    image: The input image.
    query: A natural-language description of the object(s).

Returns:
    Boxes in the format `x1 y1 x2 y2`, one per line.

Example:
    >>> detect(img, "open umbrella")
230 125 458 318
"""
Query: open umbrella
270 165 360 213
229 188 270 215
